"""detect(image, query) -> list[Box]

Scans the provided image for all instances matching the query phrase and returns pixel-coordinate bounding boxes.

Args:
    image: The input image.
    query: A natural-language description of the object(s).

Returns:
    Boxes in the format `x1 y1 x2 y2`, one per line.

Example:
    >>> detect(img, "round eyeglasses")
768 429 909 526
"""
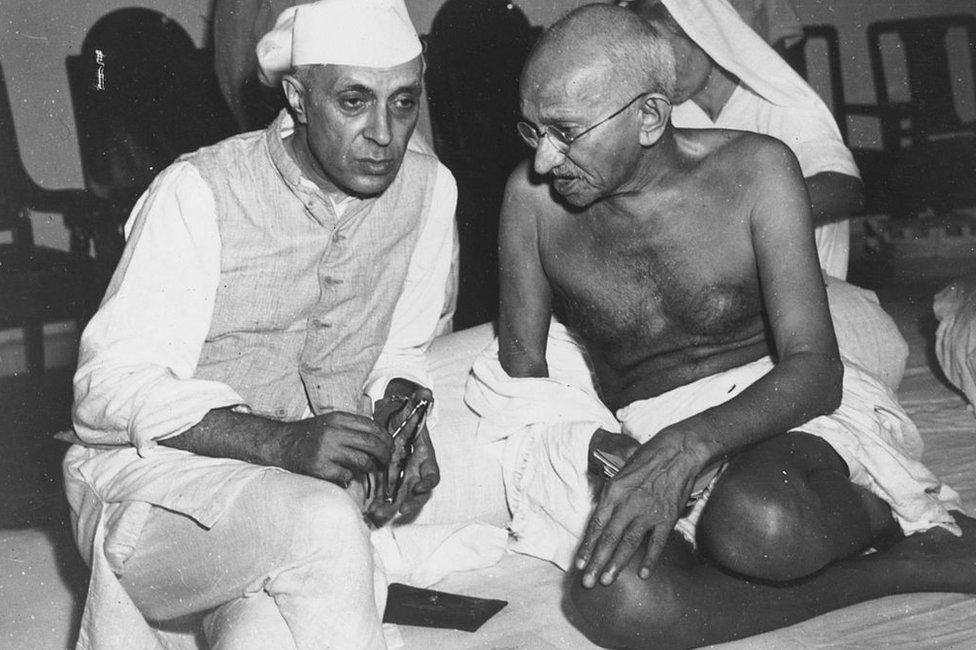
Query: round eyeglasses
517 92 653 153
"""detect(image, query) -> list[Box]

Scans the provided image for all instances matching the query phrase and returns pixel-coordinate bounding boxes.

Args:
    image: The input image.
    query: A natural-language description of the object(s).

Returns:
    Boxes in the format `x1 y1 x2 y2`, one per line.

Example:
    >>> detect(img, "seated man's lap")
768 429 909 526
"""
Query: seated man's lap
119 471 375 622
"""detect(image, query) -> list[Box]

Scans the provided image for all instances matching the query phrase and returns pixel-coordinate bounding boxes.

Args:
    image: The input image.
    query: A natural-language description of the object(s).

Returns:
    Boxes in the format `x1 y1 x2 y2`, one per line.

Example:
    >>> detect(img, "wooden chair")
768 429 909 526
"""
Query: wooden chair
784 24 849 144
0 63 102 375
846 14 976 218
66 8 237 274
423 0 541 328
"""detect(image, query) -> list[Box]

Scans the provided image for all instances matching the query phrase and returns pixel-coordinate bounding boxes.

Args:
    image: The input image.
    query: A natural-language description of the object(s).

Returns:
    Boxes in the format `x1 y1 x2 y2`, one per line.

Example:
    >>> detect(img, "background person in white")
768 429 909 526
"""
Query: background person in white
62 1 468 647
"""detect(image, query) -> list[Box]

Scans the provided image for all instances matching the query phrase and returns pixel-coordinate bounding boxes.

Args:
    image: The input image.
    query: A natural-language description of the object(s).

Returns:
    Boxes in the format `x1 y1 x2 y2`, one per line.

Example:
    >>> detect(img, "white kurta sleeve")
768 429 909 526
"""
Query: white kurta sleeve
363 162 459 403
72 162 244 451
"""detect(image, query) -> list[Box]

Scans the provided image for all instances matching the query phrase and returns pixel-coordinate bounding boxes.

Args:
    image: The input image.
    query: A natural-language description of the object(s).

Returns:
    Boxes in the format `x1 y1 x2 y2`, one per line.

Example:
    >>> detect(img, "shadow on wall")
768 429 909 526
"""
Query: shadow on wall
425 0 541 329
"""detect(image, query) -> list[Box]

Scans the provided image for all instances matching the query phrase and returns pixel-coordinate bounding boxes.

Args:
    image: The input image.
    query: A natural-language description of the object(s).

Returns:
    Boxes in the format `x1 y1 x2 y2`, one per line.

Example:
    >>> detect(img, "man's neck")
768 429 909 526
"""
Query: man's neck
690 65 739 121
606 129 684 206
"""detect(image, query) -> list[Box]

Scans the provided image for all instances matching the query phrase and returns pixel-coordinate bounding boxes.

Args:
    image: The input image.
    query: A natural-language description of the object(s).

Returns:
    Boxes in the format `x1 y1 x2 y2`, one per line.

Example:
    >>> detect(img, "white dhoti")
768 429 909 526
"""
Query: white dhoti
466 320 961 571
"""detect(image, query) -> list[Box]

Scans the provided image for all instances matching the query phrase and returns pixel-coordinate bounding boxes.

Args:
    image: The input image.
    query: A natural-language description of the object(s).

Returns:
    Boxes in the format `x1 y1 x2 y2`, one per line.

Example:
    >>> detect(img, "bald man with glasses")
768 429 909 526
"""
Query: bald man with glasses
485 5 976 648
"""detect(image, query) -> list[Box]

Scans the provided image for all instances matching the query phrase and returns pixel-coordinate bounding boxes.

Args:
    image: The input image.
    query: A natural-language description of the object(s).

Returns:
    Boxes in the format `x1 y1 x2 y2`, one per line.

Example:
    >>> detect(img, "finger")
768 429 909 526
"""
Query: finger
319 466 353 487
576 498 613 579
410 428 439 492
412 386 434 404
601 518 650 586
332 447 377 474
367 498 397 526
413 453 440 494
582 513 629 589
327 411 386 435
639 523 672 579
334 429 394 464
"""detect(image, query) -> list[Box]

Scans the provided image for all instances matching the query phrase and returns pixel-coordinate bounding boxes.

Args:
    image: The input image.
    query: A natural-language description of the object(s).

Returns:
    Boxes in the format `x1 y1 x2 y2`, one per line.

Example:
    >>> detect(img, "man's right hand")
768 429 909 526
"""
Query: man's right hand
276 411 393 487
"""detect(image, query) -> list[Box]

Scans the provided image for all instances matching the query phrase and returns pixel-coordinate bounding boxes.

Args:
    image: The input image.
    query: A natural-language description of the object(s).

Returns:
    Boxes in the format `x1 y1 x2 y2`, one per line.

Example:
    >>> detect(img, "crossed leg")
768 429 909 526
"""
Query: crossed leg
118 471 386 649
568 432 976 649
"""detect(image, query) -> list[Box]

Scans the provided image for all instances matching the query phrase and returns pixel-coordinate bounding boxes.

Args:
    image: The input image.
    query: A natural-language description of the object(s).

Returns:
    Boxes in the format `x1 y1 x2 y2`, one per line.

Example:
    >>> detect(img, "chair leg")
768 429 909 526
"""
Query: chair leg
24 322 45 375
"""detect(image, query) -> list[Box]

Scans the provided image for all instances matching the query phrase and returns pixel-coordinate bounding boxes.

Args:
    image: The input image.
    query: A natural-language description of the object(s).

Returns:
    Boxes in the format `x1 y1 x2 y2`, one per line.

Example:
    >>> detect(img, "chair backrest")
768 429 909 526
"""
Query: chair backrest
423 0 541 179
787 24 849 143
67 8 236 198
867 14 976 147
0 62 36 244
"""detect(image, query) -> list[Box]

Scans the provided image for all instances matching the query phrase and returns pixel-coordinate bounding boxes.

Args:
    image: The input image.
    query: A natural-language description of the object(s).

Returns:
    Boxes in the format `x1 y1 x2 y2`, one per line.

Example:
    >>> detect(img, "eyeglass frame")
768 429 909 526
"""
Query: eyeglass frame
517 91 656 153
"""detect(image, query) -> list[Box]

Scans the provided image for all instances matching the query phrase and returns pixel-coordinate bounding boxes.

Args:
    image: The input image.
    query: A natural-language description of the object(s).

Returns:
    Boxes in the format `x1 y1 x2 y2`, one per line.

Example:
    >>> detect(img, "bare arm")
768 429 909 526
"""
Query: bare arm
686 147 843 463
161 407 392 487
498 163 553 378
806 171 865 227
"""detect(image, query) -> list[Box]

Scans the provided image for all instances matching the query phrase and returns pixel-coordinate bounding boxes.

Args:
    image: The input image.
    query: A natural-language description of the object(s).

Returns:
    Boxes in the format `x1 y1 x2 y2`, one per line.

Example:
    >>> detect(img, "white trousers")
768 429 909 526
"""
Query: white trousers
117 471 387 650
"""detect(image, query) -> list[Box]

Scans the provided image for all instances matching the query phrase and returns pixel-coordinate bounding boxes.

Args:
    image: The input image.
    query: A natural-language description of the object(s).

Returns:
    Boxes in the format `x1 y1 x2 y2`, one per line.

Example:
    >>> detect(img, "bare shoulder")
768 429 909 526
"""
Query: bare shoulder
720 131 802 181
501 159 564 227
707 129 798 170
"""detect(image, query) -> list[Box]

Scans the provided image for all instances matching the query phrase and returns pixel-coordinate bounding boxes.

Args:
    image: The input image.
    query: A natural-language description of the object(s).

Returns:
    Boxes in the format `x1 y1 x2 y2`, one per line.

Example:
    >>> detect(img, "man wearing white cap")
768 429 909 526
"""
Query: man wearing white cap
62 1 466 647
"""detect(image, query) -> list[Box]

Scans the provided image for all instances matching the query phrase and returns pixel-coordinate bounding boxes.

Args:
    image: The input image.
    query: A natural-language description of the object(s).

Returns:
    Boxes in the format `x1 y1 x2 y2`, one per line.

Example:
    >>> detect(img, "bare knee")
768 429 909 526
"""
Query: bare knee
698 467 834 582
567 565 686 649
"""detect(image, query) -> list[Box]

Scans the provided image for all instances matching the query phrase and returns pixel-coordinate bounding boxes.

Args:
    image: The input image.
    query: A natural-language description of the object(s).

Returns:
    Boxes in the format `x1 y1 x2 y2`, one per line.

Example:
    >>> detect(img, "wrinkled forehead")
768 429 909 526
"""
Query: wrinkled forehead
305 57 424 93
520 49 615 118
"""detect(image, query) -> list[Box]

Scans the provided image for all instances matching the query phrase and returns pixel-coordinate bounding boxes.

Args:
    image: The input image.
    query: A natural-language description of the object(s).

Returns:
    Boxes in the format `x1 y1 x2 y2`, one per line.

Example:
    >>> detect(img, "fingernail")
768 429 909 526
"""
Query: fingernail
639 568 650 579
575 557 586 570
600 571 613 586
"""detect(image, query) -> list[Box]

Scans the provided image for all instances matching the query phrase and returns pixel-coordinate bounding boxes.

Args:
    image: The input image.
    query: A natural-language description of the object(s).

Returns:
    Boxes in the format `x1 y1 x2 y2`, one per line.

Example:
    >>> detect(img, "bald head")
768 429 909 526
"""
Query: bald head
522 4 675 103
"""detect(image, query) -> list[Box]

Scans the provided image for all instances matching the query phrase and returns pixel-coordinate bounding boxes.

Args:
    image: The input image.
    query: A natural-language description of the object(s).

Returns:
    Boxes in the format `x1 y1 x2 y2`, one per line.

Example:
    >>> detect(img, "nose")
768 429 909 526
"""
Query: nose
532 136 565 175
364 105 392 147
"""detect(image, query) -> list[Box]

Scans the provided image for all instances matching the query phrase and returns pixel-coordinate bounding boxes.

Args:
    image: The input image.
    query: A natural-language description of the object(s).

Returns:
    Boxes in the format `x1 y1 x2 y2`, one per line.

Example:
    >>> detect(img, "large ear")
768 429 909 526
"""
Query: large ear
281 73 308 125
637 94 672 147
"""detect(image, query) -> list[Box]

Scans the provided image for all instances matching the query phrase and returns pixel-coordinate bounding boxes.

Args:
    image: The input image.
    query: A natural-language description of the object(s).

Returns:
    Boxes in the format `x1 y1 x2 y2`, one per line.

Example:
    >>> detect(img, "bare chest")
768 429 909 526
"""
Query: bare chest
540 211 762 362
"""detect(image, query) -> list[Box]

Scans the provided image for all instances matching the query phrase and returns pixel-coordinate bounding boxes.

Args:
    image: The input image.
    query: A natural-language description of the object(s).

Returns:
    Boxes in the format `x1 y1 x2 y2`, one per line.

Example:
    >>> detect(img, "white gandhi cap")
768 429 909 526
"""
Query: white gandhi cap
257 0 423 86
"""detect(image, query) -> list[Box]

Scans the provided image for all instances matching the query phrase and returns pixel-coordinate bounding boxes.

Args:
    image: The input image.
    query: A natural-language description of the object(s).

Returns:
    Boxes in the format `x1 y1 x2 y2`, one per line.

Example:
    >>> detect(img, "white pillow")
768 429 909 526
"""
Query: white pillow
934 276 976 407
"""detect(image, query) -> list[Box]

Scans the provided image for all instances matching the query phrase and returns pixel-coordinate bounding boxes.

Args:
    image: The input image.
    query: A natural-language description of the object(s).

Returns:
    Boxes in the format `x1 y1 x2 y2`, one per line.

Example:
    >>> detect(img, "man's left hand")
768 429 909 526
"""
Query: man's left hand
368 383 440 525
575 428 707 588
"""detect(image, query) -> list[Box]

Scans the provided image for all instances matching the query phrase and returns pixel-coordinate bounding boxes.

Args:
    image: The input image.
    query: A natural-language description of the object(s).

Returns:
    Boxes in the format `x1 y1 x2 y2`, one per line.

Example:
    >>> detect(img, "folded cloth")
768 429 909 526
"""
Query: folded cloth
826 274 908 391
465 320 962 570
934 275 976 408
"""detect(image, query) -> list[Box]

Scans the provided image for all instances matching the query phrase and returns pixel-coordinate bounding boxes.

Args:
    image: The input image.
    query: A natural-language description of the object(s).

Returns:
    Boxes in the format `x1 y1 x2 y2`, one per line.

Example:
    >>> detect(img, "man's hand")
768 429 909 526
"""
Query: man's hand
368 384 441 525
276 411 393 486
576 427 707 588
